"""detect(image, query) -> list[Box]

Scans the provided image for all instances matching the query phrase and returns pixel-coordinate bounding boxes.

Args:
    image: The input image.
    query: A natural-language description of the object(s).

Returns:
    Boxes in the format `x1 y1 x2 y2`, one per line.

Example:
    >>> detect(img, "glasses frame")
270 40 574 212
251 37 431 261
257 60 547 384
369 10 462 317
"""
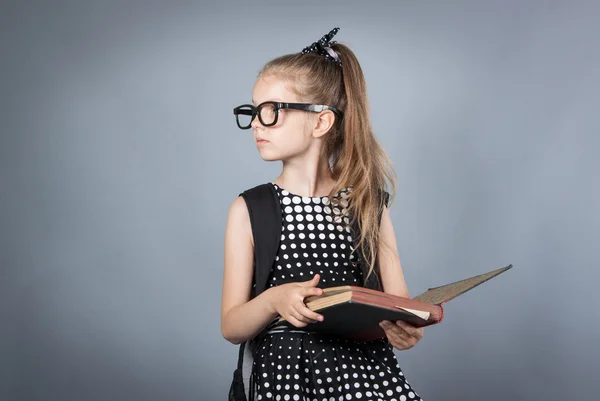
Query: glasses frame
233 101 343 130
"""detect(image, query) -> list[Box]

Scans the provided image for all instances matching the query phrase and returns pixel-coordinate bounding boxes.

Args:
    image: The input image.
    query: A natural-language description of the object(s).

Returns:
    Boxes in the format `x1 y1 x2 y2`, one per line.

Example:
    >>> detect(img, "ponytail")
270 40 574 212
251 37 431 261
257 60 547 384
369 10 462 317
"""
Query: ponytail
328 43 397 281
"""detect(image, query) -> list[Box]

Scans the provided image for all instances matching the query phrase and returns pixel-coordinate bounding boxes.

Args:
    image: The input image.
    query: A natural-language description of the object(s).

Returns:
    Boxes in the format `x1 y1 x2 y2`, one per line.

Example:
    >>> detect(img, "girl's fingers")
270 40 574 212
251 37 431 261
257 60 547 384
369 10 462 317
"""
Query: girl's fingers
380 321 414 349
298 274 320 287
390 338 412 350
380 320 410 349
301 286 324 297
292 306 319 324
385 330 411 350
296 303 323 322
380 320 399 334
286 315 308 328
395 321 424 339
289 307 312 324
381 321 408 337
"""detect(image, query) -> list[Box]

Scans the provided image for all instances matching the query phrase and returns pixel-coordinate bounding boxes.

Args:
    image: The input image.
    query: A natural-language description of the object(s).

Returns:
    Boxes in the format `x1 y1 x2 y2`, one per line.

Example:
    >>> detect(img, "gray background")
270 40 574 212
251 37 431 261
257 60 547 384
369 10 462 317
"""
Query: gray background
1 1 598 400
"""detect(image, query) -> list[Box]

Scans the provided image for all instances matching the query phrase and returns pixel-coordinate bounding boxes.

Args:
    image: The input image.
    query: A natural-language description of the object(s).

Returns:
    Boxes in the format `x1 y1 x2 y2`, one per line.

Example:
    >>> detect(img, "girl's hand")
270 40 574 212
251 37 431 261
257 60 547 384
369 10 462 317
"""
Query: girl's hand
379 320 424 350
268 274 325 328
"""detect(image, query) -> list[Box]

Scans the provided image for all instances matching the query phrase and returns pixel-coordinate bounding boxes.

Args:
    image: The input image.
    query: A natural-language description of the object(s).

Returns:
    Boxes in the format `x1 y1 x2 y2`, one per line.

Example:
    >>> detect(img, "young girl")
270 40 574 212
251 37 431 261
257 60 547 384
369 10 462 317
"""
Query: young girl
222 28 424 401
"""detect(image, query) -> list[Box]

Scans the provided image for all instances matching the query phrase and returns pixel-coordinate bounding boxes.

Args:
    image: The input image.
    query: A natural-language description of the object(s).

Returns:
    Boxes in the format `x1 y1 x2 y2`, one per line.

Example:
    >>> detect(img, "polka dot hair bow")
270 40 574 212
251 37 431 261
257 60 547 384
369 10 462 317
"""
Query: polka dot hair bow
301 27 342 67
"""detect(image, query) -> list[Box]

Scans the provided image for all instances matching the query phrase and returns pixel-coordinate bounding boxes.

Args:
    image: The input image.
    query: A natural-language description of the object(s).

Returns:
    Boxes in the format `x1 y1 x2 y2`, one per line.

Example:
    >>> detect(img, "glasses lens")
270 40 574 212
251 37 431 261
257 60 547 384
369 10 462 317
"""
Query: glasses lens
235 106 254 129
259 103 277 126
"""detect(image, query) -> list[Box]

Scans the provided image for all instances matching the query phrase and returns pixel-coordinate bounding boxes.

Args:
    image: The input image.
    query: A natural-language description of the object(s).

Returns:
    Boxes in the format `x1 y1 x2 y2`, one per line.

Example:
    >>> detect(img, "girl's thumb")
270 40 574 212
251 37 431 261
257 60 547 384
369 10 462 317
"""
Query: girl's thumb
299 273 320 287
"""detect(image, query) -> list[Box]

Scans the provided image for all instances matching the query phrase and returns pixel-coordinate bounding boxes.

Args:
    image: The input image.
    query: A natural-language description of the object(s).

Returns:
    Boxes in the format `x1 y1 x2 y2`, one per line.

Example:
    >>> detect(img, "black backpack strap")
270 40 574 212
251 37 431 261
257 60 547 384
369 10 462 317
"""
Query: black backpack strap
229 342 247 401
229 183 282 401
239 183 282 296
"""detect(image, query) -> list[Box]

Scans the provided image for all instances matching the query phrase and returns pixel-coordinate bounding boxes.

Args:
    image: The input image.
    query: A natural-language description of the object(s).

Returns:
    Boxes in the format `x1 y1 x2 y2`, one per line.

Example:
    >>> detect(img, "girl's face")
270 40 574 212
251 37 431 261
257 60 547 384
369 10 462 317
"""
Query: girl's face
250 74 316 162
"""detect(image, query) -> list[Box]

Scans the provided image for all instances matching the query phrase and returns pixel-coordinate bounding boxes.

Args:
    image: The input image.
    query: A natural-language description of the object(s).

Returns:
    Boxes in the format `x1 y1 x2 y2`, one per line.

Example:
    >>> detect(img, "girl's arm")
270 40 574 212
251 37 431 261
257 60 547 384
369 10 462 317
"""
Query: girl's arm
377 205 424 349
221 196 279 344
377 206 411 297
220 196 324 345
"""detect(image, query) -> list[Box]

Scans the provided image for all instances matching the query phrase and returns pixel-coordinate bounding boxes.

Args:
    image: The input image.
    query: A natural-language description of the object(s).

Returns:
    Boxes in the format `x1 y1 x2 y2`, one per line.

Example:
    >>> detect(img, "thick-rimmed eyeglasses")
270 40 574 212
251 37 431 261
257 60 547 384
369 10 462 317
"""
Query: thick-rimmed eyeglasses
233 101 343 130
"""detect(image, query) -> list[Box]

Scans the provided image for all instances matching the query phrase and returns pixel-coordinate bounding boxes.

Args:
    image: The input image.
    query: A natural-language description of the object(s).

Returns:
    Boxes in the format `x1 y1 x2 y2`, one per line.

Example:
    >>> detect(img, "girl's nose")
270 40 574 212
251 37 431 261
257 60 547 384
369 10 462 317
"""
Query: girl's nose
250 114 263 129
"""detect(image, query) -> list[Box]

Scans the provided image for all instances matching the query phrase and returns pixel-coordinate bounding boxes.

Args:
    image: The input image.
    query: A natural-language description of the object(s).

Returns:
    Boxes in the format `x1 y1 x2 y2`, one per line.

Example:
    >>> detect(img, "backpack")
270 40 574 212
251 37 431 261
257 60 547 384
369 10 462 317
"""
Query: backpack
228 182 389 401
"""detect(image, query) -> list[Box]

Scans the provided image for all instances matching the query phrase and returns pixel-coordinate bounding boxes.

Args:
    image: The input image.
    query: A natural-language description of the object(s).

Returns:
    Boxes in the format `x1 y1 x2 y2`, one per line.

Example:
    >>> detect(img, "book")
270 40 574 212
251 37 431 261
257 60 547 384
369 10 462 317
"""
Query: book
275 264 512 341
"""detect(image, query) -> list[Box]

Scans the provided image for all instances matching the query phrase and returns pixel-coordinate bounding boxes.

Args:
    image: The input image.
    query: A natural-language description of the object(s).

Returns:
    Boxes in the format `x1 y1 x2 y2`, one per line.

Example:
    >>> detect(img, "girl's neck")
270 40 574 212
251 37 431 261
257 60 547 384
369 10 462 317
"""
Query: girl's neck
274 162 336 198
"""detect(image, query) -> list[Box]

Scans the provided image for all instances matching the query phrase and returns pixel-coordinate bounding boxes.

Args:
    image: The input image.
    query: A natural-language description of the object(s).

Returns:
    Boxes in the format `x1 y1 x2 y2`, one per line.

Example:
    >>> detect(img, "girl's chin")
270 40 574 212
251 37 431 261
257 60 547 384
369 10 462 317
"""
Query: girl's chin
259 155 282 162
257 150 281 162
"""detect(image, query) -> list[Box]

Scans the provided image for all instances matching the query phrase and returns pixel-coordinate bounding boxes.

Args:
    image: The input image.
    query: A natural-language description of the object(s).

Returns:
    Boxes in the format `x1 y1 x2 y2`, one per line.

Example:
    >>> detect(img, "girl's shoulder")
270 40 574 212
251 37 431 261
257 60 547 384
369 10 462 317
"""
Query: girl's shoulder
232 182 280 221
228 182 273 218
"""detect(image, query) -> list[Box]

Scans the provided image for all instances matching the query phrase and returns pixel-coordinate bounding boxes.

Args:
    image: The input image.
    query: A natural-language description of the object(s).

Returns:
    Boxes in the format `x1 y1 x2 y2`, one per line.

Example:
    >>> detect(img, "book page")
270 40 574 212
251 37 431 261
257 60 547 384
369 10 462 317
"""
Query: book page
305 286 352 303
395 307 430 320
413 265 512 305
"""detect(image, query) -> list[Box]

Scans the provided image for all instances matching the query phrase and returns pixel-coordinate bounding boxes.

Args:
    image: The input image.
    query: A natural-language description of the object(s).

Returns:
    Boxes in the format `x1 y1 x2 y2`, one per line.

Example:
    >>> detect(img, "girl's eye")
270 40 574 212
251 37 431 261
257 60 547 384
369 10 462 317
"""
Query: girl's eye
260 105 277 124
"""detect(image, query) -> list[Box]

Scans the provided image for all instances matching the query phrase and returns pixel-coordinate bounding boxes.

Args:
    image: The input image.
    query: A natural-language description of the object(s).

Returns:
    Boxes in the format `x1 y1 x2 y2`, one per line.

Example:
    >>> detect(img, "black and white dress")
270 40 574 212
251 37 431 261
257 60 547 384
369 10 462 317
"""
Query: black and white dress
252 182 423 401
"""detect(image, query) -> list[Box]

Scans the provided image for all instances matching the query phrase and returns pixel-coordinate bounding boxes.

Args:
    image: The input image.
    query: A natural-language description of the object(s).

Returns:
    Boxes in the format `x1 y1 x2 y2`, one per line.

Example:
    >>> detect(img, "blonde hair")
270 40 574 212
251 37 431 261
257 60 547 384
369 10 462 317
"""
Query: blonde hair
259 43 397 282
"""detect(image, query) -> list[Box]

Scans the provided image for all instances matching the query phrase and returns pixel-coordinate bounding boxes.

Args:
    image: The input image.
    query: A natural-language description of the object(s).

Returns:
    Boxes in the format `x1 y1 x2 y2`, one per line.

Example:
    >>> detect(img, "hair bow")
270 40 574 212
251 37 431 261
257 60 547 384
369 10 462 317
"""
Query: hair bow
301 27 342 67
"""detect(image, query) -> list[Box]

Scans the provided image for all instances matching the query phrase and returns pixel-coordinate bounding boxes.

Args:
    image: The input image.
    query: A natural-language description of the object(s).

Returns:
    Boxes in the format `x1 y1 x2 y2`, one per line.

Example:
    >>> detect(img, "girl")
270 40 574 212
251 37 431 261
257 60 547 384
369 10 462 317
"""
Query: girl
222 28 424 401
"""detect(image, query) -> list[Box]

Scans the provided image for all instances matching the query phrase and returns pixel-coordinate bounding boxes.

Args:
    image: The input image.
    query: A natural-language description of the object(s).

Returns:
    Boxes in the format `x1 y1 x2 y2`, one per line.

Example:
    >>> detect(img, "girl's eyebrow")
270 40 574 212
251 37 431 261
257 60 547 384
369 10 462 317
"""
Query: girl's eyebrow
252 98 285 105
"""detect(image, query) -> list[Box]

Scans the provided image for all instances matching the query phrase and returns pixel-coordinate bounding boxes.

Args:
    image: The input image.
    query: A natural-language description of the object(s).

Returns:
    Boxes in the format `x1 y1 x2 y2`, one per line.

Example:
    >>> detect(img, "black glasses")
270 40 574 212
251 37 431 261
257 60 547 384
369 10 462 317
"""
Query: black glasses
233 101 343 130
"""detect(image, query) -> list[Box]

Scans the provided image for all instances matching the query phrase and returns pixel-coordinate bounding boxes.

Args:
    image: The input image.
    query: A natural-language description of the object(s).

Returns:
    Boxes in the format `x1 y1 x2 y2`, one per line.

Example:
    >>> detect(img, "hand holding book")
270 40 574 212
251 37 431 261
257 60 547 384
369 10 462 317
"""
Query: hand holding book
380 319 424 350
266 273 325 328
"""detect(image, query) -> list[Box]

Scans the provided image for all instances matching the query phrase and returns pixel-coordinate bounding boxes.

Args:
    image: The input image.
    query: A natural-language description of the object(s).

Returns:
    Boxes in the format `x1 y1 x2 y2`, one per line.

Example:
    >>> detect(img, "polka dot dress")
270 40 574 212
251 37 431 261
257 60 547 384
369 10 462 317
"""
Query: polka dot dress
252 183 423 401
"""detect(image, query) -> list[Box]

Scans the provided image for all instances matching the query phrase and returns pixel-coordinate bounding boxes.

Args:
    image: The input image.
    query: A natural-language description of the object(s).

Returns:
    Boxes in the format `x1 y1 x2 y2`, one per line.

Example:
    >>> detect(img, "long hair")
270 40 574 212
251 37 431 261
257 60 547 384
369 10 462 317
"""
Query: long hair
259 43 397 282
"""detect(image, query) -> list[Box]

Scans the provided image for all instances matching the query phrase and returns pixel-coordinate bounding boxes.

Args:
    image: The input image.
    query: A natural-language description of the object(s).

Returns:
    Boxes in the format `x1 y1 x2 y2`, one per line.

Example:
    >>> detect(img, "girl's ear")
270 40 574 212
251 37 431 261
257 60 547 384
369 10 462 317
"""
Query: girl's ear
312 110 337 138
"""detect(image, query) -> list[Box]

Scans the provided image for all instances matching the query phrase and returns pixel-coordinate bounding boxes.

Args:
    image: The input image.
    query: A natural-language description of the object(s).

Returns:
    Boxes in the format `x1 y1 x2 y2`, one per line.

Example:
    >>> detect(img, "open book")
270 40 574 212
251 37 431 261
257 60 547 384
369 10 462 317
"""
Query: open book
276 264 512 341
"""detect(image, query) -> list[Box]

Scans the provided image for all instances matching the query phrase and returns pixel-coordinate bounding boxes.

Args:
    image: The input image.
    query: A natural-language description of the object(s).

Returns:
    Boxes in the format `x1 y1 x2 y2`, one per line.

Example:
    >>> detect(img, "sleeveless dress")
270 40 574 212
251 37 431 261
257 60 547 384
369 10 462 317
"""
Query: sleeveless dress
252 182 423 401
